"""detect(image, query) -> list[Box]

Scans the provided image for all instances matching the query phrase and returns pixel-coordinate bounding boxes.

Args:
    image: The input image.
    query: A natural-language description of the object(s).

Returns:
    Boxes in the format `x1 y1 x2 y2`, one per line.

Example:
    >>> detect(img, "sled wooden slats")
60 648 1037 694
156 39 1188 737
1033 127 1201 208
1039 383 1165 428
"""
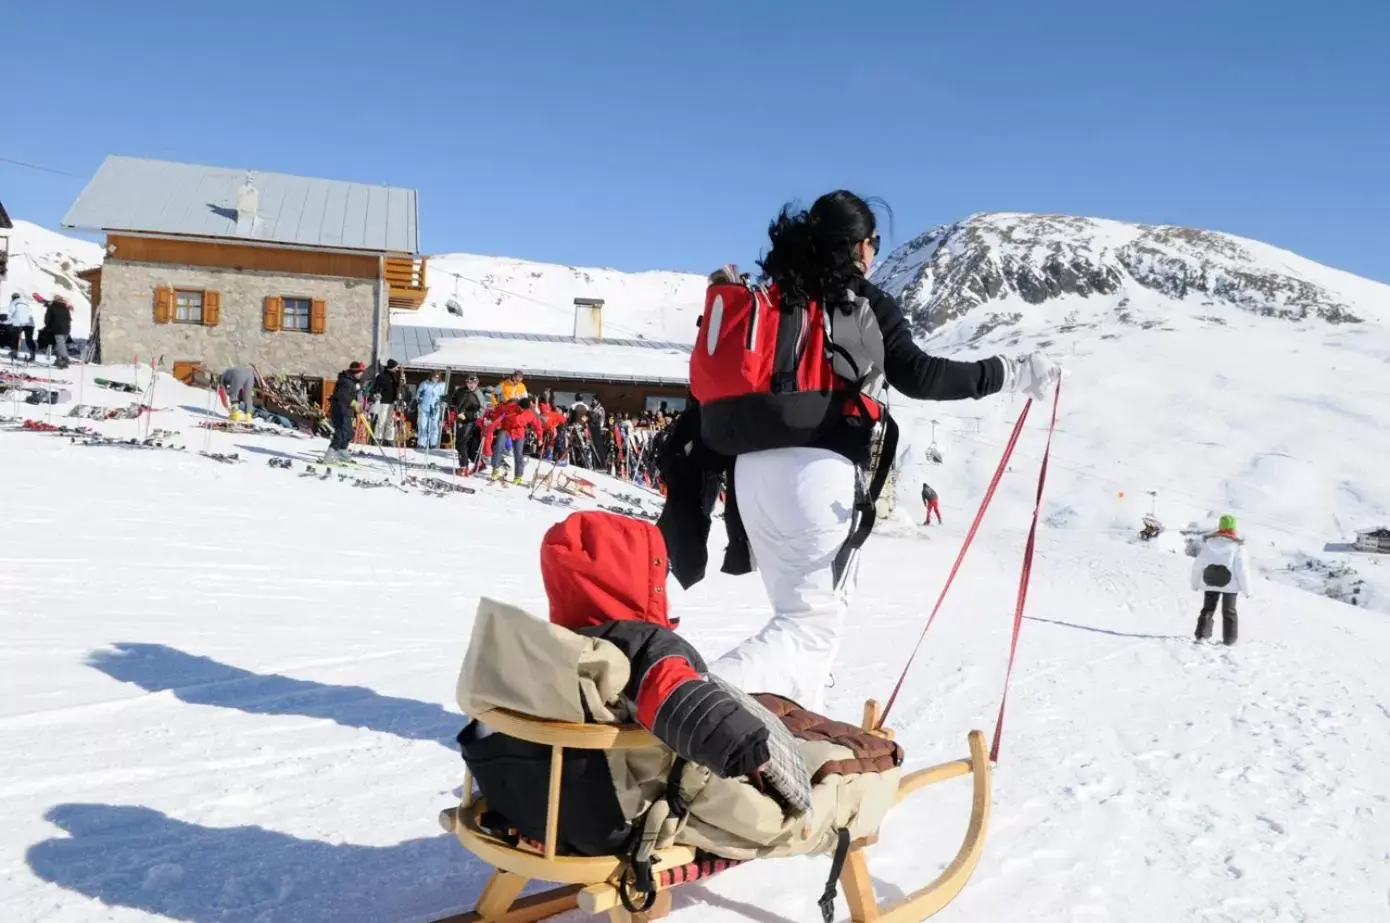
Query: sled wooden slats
431 882 584 923
543 745 562 859
436 700 992 923
473 707 660 749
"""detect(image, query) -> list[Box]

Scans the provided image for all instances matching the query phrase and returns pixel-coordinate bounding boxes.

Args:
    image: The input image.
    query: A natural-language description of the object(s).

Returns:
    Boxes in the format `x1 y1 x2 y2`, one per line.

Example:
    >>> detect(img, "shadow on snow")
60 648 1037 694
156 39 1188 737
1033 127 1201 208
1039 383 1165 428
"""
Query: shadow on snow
1023 615 1187 641
27 802 485 923
85 642 462 749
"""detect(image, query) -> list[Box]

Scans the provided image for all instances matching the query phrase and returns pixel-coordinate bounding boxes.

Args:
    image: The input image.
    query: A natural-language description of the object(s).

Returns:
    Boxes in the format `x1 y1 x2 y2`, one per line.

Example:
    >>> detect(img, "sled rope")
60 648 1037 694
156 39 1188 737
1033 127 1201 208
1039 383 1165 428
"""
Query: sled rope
990 377 1061 762
877 378 1063 752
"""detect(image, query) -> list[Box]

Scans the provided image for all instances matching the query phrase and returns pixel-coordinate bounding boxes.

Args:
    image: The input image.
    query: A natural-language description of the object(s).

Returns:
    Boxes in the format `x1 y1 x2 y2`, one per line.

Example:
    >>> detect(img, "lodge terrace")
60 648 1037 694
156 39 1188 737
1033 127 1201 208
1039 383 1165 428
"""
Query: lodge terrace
387 325 691 415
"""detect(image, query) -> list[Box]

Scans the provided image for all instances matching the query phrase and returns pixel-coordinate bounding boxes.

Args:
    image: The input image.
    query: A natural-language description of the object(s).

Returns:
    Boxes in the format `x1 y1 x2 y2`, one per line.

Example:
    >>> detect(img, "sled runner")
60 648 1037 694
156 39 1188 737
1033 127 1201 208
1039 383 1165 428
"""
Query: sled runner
435 699 990 923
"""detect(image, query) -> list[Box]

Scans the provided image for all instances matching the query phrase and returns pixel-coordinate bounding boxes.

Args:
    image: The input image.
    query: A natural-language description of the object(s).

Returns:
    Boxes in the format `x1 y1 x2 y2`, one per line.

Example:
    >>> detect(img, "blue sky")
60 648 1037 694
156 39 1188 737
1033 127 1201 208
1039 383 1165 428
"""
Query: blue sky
5 0 1389 282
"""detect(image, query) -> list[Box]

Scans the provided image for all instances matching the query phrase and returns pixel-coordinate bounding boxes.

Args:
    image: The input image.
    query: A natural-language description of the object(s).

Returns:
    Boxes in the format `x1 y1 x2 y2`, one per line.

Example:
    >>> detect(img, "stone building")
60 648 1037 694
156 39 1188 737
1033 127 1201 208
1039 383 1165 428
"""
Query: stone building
61 155 426 384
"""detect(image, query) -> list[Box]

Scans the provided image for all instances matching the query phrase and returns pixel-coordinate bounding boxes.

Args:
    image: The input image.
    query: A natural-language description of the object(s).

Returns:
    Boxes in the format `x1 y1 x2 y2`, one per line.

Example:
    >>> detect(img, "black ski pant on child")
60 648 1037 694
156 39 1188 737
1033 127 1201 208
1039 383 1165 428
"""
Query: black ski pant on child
329 404 353 452
1196 591 1238 645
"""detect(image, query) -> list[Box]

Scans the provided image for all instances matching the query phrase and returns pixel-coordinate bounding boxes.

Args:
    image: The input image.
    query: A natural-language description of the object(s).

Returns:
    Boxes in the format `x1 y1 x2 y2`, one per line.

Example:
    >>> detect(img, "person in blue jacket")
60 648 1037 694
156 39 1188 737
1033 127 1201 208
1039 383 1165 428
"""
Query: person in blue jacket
415 372 447 451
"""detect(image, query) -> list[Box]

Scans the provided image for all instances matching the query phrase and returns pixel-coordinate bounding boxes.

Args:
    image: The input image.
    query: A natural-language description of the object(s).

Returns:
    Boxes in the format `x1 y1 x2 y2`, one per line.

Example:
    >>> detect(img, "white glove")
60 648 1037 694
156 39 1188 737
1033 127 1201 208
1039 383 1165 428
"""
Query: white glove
1000 352 1063 402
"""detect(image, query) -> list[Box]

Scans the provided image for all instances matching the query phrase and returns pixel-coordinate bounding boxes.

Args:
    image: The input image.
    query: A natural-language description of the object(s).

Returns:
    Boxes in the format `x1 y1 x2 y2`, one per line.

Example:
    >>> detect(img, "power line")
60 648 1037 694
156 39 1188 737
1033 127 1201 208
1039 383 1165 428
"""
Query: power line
0 156 82 178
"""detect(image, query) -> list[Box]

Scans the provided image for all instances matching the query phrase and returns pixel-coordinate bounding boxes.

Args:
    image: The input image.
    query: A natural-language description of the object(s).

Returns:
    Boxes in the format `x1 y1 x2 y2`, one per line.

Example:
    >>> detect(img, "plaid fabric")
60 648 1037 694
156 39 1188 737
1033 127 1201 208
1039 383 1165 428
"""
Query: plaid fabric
709 675 812 815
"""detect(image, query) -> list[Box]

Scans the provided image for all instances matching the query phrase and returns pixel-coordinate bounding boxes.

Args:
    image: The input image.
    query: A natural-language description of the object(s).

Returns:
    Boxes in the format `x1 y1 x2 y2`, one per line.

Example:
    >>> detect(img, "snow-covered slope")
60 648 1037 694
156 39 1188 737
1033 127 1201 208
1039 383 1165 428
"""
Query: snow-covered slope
1 368 1388 921
871 212 1390 615
392 252 707 344
1 220 102 339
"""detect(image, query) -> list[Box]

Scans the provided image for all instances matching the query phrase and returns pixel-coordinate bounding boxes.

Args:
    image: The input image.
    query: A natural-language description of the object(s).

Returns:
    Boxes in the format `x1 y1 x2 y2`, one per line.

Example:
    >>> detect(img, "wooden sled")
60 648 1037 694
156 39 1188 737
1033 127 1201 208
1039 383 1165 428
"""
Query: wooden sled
434 699 991 922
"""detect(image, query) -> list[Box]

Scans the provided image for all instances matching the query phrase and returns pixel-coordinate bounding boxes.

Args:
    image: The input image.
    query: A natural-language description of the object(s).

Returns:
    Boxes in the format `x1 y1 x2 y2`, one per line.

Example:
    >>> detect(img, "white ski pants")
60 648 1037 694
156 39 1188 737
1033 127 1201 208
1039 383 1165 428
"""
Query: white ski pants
708 447 861 713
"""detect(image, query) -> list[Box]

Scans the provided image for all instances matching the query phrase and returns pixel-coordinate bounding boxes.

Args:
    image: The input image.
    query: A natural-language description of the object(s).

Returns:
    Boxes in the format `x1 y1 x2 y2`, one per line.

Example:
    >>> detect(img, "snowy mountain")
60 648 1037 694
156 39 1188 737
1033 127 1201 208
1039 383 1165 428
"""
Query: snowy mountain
869 212 1390 615
0 220 103 340
874 213 1386 336
392 251 707 343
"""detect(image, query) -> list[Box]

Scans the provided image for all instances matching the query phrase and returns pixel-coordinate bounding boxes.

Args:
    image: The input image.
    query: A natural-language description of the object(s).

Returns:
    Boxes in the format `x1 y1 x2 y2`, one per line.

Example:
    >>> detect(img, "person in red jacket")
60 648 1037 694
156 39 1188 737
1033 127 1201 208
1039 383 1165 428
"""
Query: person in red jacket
483 396 543 483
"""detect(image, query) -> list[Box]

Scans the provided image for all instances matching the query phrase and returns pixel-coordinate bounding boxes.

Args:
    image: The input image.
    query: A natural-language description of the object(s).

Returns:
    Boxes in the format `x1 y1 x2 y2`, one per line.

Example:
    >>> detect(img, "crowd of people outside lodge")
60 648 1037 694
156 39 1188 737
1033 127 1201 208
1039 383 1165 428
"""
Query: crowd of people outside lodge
361 365 678 488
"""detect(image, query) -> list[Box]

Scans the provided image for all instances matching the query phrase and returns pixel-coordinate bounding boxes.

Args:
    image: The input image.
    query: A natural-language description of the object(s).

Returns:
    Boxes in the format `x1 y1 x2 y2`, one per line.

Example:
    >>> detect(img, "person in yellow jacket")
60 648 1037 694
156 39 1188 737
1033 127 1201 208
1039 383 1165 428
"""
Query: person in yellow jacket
499 370 529 403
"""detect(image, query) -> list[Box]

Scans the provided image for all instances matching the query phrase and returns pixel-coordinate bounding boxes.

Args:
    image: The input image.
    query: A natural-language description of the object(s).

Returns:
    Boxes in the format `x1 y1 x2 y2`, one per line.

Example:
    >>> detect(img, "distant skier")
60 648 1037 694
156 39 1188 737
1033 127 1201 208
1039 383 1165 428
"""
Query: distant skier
921 482 942 525
219 366 257 423
368 359 402 444
1192 514 1251 645
415 371 447 451
322 361 365 464
451 374 486 471
7 293 35 362
483 396 543 484
41 295 73 369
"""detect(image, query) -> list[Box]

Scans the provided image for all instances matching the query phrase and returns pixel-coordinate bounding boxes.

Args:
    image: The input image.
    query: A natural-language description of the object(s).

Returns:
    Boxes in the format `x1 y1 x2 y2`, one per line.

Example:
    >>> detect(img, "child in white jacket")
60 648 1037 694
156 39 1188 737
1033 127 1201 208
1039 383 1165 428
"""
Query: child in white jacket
1191 514 1251 645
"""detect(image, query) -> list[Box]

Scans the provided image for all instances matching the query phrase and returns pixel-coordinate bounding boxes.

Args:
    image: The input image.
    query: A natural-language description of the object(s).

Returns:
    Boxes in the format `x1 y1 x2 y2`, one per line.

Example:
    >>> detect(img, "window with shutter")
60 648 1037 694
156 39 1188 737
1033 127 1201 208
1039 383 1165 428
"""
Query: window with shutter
263 296 283 331
310 299 327 335
282 297 312 331
202 290 221 327
173 290 204 324
153 286 175 324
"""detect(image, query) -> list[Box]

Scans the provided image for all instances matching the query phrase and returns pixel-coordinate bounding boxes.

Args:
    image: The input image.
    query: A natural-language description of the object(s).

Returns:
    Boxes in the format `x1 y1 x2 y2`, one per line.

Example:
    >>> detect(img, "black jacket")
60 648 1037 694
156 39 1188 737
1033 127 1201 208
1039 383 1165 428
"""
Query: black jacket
43 300 72 336
330 371 361 412
922 484 938 502
578 620 767 779
371 368 400 404
453 386 485 421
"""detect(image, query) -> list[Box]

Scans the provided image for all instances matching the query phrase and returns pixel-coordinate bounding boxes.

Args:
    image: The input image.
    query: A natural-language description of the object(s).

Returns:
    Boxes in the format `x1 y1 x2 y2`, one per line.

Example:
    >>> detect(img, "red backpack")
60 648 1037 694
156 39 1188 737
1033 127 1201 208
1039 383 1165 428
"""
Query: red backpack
689 265 883 456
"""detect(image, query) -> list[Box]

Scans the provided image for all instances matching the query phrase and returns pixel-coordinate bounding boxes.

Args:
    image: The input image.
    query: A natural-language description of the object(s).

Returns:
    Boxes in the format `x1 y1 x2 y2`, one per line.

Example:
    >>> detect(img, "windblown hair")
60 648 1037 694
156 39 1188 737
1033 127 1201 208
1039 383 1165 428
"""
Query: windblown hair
757 190 888 310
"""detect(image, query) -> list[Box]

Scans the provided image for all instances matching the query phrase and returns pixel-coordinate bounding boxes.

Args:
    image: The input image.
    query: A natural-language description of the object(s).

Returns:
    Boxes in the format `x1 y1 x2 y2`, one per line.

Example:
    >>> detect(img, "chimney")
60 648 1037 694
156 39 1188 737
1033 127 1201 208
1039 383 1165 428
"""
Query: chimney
235 176 259 236
573 297 604 340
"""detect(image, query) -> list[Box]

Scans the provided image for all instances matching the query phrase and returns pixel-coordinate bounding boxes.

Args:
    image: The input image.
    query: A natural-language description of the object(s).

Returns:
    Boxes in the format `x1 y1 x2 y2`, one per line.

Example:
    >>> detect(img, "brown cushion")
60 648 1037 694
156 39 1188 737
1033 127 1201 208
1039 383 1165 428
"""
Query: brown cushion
753 694 904 785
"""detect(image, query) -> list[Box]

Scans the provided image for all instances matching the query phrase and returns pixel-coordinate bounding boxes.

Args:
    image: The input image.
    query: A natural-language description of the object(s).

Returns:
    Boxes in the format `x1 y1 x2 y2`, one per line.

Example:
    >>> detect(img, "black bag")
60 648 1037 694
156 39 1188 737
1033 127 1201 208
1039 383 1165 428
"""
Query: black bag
1203 563 1232 587
458 719 632 856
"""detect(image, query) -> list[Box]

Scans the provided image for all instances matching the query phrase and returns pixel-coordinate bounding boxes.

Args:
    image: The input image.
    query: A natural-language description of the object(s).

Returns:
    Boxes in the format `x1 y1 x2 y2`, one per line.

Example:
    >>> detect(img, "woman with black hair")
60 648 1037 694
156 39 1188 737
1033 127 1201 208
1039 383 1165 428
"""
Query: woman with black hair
704 190 1062 710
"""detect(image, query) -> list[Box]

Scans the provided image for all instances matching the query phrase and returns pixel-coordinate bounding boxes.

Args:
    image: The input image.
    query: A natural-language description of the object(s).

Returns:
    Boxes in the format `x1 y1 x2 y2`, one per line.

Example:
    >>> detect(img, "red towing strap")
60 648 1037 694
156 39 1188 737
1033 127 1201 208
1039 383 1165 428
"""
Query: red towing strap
877 399 1033 728
876 378 1063 757
989 377 1061 762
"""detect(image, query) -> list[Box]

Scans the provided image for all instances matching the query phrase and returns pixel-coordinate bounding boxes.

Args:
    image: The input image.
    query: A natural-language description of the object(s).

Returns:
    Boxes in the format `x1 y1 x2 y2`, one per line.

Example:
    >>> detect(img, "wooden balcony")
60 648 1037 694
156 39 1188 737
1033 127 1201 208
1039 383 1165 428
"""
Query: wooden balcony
385 255 428 309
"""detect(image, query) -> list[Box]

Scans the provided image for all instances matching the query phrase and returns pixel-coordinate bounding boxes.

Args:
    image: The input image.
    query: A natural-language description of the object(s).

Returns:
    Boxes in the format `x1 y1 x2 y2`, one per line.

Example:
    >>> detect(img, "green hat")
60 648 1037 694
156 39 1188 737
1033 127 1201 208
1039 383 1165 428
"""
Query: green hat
1218 514 1237 532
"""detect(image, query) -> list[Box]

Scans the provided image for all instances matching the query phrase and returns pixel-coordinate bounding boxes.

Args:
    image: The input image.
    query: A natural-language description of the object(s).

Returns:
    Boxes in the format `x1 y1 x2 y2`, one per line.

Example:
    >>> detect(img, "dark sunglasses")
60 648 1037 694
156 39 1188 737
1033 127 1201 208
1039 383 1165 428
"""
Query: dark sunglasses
869 234 881 253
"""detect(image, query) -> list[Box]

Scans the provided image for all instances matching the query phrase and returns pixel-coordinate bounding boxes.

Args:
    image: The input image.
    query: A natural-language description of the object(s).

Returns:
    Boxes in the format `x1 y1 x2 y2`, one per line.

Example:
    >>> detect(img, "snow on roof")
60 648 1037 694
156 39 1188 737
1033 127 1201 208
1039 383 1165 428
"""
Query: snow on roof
62 155 419 254
392 327 691 384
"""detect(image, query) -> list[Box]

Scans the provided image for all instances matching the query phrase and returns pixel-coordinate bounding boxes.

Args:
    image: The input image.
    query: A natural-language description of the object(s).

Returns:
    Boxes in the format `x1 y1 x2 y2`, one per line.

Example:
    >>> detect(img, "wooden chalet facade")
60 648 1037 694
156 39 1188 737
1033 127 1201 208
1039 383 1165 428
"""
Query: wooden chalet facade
61 156 426 384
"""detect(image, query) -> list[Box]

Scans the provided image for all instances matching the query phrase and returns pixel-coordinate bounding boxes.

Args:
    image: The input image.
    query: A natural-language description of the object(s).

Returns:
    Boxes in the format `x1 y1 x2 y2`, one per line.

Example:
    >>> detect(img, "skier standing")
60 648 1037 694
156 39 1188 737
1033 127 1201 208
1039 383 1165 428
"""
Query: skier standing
42 296 72 369
921 483 942 525
322 361 365 463
415 371 447 451
483 396 543 483
1192 514 1251 645
665 190 1062 710
219 366 257 423
369 359 402 444
7 293 35 362
451 374 486 471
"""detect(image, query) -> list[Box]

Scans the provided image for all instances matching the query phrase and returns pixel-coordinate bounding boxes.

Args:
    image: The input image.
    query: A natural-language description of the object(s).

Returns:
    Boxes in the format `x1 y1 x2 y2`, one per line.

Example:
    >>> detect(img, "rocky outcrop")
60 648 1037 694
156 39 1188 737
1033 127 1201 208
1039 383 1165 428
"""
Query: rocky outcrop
872 213 1366 336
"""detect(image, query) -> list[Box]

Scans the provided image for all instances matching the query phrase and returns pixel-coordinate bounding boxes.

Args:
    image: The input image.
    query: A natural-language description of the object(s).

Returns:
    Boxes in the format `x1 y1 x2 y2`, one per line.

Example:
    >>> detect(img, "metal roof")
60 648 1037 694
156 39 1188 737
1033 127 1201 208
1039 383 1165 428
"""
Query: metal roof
61 155 419 254
387 326 691 385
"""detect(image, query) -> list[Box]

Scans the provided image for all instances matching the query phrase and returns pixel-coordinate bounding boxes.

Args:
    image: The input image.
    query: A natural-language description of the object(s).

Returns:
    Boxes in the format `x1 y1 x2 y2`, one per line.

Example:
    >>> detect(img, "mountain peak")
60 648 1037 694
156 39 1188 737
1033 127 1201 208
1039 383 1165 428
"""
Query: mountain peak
872 212 1382 338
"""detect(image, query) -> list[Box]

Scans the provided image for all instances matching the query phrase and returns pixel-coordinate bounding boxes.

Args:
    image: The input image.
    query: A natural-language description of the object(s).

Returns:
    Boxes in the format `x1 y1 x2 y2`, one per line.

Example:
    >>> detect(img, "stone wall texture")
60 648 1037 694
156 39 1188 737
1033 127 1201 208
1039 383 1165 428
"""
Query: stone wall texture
99 260 382 379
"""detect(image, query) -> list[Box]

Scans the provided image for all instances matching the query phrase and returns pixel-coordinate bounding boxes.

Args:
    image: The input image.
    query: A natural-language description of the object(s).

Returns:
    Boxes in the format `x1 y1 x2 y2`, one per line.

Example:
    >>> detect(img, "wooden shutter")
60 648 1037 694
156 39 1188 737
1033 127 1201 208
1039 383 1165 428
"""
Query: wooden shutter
309 298 327 335
153 286 174 324
263 296 283 332
202 290 221 327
